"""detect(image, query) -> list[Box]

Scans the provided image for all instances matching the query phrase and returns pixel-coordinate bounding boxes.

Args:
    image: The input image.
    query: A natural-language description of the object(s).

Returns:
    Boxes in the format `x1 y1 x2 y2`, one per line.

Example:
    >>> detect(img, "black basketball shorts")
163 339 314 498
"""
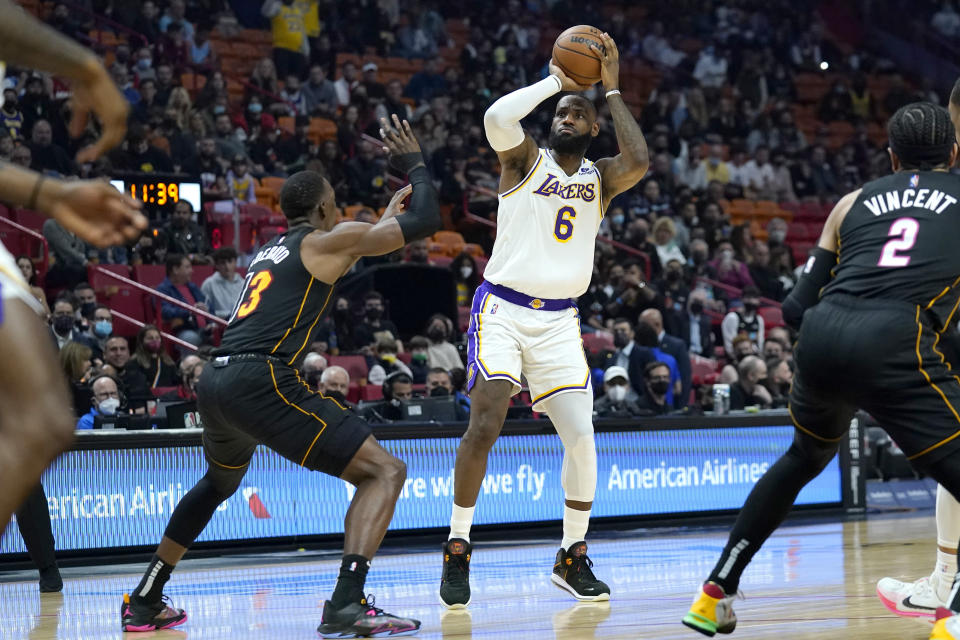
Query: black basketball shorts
789 294 960 470
196 355 371 477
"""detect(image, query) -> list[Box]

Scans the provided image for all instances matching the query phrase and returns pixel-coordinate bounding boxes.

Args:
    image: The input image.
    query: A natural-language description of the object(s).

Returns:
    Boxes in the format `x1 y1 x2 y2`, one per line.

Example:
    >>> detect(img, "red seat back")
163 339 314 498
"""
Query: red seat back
329 355 369 383
760 306 785 329
582 332 614 354
133 264 166 289
361 384 383 401
191 264 215 288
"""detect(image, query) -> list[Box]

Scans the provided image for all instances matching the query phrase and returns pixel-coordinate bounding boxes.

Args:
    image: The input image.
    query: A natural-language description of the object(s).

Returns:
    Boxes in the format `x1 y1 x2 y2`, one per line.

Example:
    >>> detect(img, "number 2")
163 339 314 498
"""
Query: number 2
878 217 919 267
553 206 577 242
229 271 274 323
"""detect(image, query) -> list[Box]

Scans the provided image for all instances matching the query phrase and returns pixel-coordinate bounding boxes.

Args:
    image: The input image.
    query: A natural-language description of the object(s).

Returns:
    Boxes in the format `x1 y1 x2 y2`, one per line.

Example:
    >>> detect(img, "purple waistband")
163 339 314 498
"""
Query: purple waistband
480 281 576 312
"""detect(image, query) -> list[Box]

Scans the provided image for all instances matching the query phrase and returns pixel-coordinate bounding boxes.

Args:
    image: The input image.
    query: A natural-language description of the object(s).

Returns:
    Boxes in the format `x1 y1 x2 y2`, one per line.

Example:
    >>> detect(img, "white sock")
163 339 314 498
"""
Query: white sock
937 548 956 600
936 485 960 600
449 504 475 542
561 506 590 551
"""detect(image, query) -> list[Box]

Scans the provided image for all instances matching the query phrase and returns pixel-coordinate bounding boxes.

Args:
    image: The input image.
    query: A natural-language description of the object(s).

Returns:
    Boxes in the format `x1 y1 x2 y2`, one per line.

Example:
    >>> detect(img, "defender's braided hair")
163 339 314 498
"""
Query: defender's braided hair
887 102 955 171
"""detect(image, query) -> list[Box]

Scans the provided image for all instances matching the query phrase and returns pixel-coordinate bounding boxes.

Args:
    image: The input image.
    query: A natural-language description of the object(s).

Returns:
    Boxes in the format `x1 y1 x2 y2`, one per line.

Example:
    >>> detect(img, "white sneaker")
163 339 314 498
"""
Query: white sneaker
877 574 947 619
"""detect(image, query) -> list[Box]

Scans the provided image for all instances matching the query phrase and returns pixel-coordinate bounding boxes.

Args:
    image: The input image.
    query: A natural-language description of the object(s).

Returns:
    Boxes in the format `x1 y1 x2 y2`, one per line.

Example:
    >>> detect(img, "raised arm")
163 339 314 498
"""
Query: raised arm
302 116 441 279
591 33 650 207
485 68 591 193
781 188 859 328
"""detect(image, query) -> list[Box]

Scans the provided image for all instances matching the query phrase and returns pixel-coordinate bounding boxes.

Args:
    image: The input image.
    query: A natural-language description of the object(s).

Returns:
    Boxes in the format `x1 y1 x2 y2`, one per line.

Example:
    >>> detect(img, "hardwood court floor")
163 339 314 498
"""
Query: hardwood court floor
0 515 945 639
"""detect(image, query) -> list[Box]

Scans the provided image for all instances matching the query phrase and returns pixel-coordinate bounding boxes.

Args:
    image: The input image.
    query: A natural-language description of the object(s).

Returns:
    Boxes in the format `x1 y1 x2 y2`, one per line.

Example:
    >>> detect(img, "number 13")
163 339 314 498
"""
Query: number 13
878 217 919 267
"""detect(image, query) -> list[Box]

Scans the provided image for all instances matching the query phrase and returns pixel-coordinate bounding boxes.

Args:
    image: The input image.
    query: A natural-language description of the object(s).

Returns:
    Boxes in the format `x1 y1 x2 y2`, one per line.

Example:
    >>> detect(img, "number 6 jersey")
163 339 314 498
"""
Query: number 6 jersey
482 148 604 300
823 170 960 330
216 225 334 367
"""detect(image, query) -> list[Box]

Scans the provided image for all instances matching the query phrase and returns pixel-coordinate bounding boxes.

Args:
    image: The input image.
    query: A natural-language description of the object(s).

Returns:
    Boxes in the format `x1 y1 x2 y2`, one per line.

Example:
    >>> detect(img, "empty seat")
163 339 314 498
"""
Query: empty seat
581 332 614 354
133 264 166 289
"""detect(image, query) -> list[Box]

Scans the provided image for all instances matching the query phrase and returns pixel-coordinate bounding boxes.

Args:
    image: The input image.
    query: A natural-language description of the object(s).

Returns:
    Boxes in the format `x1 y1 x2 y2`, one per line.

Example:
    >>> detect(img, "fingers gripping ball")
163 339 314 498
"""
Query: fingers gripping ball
553 25 605 86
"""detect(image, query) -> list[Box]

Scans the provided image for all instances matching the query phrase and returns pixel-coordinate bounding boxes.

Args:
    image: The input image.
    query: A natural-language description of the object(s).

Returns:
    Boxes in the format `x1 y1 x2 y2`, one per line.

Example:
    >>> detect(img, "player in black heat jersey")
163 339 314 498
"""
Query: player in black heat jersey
683 103 960 639
121 116 439 638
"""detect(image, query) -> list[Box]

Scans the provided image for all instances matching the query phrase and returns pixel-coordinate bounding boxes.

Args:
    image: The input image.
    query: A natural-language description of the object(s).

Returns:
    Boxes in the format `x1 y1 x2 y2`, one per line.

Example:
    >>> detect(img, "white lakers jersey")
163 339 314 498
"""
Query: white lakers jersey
483 148 603 299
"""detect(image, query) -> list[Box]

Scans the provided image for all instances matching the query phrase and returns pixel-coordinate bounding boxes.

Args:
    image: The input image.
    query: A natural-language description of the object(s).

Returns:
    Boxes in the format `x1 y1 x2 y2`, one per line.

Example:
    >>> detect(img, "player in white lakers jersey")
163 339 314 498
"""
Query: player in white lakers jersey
0 0 146 534
439 32 649 606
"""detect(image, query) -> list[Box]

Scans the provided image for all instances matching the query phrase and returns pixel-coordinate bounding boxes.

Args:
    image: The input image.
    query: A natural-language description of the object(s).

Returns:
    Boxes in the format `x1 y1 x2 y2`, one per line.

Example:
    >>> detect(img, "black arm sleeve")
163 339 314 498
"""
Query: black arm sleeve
782 246 838 330
396 165 441 243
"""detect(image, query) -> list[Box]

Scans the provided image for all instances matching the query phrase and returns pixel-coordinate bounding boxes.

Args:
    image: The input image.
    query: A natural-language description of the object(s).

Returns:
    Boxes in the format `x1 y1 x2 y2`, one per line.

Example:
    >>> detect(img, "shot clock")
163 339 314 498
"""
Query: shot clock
110 177 202 213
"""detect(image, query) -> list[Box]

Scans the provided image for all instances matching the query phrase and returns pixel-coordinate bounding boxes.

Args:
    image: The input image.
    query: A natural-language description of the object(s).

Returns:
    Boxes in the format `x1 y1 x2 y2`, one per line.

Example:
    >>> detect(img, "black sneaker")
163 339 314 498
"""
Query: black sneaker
120 593 187 632
550 541 611 601
439 538 472 609
38 565 62 593
316 594 420 638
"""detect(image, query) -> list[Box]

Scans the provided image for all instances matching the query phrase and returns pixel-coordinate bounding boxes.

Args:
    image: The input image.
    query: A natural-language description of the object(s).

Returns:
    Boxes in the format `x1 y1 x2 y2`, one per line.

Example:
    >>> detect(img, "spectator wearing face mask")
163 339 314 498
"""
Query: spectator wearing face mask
315 296 356 355
49 296 97 352
709 241 755 293
132 325 177 388
354 291 401 350
426 367 470 420
606 317 657 398
721 285 765 357
408 336 431 383
729 355 772 410
82 304 114 358
766 356 793 408
425 313 461 371
319 365 353 409
657 259 689 334
748 241 784 302
367 335 413 386
594 366 642 418
675 290 715 356
635 362 674 415
301 352 327 390
450 252 481 307
634 321 680 407
77 374 122 429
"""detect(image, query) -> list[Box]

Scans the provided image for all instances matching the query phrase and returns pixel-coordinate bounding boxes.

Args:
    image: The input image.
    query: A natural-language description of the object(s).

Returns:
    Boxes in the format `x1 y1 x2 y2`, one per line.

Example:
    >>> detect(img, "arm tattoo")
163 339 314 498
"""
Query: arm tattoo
608 95 649 171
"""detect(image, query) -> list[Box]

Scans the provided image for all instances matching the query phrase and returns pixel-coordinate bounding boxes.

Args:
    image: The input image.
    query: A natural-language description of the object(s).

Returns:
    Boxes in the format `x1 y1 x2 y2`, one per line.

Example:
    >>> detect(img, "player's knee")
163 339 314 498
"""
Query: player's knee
463 418 501 451
789 434 838 473
205 468 244 499
379 455 407 489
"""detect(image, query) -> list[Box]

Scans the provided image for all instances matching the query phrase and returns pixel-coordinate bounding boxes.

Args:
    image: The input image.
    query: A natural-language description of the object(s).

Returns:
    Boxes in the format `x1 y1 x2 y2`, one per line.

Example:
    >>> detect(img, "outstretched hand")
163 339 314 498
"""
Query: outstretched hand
40 179 146 247
548 60 594 92
71 61 130 163
589 32 620 92
380 114 422 156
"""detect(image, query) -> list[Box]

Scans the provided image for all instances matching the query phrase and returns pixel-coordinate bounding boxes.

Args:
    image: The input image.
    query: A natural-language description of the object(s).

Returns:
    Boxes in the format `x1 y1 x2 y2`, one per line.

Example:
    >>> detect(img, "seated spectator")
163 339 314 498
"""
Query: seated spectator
354 291 401 349
702 144 731 185
763 336 787 362
319 365 352 406
226 155 256 203
303 64 338 116
376 79 413 122
652 217 685 268
29 119 74 175
368 335 413 386
280 73 308 116
594 365 642 418
302 352 328 390
157 254 210 348
635 321 680 407
361 371 413 422
674 145 708 192
346 140 389 204
709 241 755 294
60 341 94 417
408 336 431 383
15 255 50 317
640 308 690 409
426 367 470 420
405 239 433 265
769 152 797 202
426 313 461 371
635 361 673 415
77 375 122 430
202 247 245 320
748 241 784 302
605 317 656 396
719 335 759 384
767 326 794 361
50 296 96 352
43 218 91 289
361 62 386 100
160 357 206 403
675 290 714 356
334 61 360 107
766 356 793 408
721 285 765 357
766 217 789 250
163 201 210 261
730 355 772 410
132 325 178 388
102 337 151 412
450 252 481 307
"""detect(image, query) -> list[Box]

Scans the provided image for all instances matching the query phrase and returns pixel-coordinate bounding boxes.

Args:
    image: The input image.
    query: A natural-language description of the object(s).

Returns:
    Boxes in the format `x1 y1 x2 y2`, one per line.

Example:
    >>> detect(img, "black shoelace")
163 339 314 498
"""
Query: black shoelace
443 551 470 582
362 593 385 616
569 553 598 582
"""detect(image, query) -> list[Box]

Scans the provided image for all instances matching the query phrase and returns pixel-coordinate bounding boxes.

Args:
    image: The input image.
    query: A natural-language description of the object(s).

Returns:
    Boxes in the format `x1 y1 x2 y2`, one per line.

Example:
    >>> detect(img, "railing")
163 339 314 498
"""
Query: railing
0 215 49 276
90 265 228 326
110 309 198 352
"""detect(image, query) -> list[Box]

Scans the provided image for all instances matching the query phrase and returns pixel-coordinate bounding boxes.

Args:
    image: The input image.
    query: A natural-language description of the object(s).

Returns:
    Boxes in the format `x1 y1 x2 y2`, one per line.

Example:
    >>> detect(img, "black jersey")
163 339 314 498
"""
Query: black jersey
822 170 960 330
217 225 334 367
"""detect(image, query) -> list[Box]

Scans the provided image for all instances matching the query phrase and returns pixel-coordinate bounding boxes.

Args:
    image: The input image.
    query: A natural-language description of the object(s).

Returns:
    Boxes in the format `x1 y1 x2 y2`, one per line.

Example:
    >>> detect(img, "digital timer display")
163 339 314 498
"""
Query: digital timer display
110 179 201 211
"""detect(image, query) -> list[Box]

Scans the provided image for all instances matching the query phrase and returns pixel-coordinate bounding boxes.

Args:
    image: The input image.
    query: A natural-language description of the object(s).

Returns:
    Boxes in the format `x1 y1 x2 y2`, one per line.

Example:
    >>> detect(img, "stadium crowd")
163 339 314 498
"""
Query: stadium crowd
3 0 948 423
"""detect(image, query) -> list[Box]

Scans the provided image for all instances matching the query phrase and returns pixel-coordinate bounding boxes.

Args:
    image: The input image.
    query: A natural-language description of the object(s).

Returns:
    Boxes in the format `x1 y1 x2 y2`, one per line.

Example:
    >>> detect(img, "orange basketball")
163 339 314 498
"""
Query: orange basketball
552 25 604 86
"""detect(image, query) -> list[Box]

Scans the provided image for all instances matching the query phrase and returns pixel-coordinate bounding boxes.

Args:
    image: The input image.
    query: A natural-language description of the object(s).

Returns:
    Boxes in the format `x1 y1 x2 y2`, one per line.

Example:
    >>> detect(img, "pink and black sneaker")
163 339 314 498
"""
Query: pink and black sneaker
120 592 187 632
316 594 420 638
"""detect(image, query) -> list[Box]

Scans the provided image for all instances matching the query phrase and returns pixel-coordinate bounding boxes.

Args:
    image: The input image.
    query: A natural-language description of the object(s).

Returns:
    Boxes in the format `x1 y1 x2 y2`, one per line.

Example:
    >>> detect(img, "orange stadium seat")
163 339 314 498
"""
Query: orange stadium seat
261 176 286 194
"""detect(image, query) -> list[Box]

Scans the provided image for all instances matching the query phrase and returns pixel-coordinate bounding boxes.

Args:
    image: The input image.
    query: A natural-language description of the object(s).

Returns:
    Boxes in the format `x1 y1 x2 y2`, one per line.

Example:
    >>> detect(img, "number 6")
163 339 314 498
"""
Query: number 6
554 206 577 242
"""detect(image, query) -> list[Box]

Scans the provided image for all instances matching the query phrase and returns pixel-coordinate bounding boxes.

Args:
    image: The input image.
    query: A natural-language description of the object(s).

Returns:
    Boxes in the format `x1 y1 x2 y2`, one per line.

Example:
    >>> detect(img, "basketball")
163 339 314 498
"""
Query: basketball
552 25 604 86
